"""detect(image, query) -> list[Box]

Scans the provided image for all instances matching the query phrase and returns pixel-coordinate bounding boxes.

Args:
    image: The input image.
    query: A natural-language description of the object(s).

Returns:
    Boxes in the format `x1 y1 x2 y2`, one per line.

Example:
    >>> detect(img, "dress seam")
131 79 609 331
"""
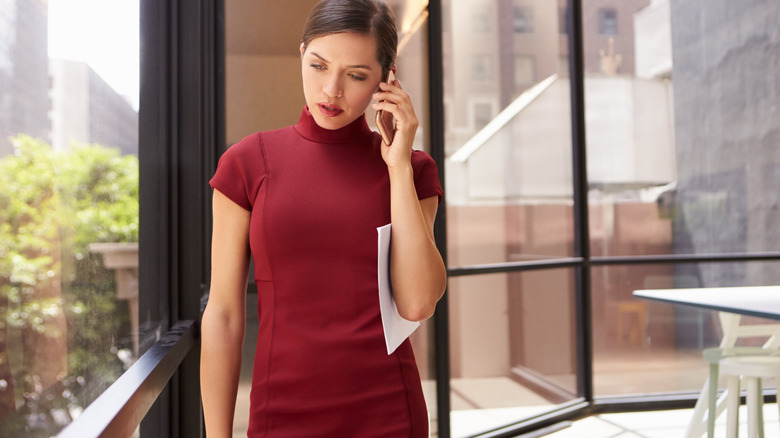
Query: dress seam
258 132 275 437
394 348 415 437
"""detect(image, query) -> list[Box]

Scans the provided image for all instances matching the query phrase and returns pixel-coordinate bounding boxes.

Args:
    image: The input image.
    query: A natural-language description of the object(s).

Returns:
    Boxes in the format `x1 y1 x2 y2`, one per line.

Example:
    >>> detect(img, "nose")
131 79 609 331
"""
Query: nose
323 73 343 98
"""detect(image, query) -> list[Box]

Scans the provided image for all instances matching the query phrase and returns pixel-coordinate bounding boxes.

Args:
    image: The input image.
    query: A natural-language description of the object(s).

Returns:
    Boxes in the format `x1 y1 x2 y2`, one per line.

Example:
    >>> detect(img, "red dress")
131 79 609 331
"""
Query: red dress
210 107 442 437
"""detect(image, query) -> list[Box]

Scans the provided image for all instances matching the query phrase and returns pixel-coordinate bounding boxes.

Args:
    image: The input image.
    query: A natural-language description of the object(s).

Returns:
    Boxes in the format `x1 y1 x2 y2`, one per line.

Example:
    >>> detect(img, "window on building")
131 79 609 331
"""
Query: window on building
472 6 491 33
471 54 493 82
598 7 618 35
473 102 494 131
514 55 535 86
513 6 534 33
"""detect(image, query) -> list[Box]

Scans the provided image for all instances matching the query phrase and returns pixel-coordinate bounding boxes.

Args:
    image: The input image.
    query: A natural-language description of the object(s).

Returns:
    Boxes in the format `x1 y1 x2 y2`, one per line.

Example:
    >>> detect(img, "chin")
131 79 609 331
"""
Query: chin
313 113 353 131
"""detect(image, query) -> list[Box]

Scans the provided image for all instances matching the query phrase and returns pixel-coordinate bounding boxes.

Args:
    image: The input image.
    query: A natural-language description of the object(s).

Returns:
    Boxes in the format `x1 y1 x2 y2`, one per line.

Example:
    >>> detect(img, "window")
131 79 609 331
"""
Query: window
513 6 534 33
443 0 575 435
471 54 493 82
0 0 149 435
472 6 491 33
514 55 535 86
584 0 780 402
472 102 494 131
598 7 618 35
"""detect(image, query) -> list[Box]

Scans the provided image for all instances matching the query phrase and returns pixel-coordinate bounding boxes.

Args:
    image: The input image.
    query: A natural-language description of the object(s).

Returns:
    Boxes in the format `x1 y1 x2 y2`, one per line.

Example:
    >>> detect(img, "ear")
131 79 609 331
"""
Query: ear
300 43 306 57
390 64 397 75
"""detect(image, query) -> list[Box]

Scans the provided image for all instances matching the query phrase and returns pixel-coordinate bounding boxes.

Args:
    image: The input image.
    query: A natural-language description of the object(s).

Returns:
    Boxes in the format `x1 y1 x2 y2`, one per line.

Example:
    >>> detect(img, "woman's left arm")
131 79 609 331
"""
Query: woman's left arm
374 79 447 322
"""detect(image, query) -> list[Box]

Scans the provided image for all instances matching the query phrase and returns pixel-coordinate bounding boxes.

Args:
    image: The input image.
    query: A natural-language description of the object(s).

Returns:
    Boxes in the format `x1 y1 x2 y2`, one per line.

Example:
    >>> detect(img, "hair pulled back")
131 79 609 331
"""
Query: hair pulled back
302 0 398 79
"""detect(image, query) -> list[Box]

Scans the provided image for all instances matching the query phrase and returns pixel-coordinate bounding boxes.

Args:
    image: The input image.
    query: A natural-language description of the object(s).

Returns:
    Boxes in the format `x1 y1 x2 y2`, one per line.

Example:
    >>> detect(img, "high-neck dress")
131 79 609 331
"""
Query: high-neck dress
210 106 442 437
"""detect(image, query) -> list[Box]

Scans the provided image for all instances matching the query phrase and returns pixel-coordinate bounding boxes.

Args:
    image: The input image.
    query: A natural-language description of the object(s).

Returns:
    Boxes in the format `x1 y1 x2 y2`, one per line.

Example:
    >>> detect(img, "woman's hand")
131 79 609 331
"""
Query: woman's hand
372 78 418 170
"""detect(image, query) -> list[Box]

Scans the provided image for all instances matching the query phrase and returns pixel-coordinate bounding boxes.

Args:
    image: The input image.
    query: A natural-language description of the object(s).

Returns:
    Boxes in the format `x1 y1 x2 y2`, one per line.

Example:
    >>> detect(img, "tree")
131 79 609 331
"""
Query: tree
0 135 138 433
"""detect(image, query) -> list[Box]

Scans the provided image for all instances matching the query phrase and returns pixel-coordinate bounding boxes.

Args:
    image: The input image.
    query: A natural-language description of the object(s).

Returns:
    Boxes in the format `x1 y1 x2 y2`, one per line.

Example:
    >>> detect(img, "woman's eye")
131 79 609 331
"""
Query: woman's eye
349 74 366 81
310 63 325 71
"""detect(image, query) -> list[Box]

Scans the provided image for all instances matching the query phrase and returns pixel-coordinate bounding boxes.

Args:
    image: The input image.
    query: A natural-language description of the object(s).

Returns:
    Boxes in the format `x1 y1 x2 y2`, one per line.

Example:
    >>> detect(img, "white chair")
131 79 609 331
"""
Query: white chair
719 355 780 438
685 312 780 438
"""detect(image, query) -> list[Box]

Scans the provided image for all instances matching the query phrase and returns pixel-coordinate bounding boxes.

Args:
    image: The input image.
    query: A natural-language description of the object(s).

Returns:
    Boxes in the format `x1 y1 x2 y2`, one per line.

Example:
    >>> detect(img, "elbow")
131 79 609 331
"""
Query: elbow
201 304 245 344
397 279 446 322
398 301 437 322
394 260 447 322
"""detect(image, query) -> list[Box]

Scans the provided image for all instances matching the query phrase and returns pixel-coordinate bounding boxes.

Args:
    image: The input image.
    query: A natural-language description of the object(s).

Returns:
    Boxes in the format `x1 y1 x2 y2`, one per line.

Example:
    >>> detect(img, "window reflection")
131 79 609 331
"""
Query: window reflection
0 0 142 434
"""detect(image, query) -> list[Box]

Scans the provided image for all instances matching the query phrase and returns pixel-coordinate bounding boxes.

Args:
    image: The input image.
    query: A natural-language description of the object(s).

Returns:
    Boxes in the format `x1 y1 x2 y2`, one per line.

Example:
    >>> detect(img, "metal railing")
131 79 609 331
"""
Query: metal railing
57 320 198 438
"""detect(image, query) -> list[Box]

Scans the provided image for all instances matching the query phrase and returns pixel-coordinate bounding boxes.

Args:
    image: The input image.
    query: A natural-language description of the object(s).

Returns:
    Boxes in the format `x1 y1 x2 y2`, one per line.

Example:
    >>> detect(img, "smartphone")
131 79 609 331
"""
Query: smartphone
375 70 396 145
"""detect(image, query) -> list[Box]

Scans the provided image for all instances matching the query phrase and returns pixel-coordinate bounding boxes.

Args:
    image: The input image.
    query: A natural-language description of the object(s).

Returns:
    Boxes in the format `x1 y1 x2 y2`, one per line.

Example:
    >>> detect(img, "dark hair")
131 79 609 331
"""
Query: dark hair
302 0 398 80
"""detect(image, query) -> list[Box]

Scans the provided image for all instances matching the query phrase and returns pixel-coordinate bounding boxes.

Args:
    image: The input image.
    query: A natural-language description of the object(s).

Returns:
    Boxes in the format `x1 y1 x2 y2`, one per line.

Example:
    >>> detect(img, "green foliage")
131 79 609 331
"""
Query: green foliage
0 135 138 429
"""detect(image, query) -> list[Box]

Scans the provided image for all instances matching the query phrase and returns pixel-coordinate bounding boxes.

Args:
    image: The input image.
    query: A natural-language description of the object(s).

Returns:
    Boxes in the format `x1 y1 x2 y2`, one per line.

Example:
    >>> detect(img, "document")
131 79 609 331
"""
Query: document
377 224 420 355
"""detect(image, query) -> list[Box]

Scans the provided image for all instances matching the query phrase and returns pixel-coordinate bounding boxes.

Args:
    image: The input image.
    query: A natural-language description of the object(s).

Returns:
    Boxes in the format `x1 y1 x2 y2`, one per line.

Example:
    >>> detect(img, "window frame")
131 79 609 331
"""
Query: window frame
56 0 225 436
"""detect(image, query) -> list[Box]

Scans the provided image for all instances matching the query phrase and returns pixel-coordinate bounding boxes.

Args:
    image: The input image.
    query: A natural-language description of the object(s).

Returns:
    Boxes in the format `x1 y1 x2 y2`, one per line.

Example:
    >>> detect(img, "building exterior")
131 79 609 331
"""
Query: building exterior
669 0 780 287
0 0 51 156
50 59 139 155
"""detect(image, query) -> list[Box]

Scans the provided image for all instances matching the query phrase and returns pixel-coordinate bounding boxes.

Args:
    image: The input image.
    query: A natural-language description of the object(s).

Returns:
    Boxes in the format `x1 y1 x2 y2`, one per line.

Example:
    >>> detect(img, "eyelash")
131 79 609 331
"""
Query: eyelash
309 63 367 81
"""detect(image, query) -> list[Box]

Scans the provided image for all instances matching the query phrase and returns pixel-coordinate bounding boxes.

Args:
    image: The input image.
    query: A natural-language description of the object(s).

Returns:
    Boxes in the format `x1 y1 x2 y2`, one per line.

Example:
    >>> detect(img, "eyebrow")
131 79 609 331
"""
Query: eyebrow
309 52 373 70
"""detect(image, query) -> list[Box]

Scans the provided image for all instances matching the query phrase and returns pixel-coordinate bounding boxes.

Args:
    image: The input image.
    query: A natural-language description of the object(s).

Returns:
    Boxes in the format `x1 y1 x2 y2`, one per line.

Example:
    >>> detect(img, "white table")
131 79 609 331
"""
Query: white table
634 286 780 321
634 285 780 438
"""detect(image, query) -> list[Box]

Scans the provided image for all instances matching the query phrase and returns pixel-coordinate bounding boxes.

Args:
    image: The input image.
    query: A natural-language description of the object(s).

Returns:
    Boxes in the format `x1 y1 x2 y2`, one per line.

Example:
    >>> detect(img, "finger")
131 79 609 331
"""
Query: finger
372 91 403 106
373 87 411 106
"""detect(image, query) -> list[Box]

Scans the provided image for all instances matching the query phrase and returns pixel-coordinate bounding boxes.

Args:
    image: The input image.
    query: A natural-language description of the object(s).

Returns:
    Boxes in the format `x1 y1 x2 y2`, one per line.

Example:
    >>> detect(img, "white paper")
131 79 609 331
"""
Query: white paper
377 224 420 355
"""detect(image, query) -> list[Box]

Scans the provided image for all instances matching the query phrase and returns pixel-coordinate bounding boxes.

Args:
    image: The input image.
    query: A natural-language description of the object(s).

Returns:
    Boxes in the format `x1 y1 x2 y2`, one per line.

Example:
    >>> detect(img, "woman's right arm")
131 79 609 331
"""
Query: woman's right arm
201 189 251 438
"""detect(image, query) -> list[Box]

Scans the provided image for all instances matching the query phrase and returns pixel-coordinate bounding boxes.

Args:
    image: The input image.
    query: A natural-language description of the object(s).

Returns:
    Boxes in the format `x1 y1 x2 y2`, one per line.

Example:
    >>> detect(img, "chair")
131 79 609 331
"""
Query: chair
719 355 780 438
685 312 780 438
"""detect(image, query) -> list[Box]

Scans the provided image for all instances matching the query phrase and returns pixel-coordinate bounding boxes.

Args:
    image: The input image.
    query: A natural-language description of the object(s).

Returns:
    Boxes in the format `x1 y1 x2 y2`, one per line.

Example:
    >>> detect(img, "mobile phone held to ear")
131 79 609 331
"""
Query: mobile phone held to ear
375 70 396 146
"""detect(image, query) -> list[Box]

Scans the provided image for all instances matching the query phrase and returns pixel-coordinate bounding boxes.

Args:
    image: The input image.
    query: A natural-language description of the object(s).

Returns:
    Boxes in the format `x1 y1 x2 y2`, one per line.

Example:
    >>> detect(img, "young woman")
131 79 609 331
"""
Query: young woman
200 0 446 436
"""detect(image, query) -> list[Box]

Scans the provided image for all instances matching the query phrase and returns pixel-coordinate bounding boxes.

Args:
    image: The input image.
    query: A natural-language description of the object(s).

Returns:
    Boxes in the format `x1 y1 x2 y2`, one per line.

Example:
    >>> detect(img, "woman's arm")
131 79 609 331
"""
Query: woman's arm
201 189 251 437
373 80 447 322
388 175 446 321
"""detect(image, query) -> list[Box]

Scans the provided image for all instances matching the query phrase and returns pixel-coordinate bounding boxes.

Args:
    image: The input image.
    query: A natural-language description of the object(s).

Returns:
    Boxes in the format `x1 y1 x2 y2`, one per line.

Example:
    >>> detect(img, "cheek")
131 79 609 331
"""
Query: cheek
301 70 314 96
348 84 378 108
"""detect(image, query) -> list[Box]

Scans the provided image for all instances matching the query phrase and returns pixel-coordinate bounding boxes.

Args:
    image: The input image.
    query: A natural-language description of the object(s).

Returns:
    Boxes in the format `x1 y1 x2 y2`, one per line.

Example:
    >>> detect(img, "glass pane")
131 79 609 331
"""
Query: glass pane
444 0 574 267
224 0 435 434
449 269 578 437
592 261 780 398
0 0 146 435
584 0 780 256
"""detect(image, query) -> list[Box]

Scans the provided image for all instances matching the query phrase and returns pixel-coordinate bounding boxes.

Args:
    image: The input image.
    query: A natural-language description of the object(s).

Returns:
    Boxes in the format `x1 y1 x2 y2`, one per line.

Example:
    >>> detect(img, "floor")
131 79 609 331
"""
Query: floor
537 405 780 438
233 388 780 438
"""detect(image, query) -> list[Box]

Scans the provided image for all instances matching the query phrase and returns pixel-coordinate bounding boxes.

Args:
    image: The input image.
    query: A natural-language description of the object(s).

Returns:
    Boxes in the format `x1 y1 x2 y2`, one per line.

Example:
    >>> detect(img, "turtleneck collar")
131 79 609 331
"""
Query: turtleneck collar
294 106 374 145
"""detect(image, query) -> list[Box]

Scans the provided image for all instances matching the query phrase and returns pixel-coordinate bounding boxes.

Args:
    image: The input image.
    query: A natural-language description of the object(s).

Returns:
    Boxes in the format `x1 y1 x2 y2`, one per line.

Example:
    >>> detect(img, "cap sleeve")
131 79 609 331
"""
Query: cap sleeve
411 150 443 204
209 133 267 211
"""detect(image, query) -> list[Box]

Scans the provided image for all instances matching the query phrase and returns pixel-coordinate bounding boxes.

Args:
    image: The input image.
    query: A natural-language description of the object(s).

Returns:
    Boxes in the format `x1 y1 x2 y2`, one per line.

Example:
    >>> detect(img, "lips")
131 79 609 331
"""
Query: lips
317 102 344 117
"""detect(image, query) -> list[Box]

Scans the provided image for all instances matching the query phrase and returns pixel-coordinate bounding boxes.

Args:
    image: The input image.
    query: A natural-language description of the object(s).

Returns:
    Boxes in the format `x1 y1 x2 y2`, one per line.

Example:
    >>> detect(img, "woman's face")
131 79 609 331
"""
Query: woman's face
301 32 384 130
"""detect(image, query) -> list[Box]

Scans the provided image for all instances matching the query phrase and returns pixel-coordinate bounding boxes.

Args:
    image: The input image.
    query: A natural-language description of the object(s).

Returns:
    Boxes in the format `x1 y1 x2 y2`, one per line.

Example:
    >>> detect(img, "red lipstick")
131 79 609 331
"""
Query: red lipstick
317 102 343 117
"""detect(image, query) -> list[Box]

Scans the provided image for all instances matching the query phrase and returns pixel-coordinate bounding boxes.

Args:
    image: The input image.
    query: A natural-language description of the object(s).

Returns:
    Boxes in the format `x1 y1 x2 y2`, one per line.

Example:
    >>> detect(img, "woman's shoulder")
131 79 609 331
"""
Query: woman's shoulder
229 124 297 150
410 149 437 169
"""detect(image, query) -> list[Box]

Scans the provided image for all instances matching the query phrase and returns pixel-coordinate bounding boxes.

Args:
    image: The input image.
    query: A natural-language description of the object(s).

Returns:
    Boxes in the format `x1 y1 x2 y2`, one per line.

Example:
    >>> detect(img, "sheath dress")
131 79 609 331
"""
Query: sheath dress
209 106 443 437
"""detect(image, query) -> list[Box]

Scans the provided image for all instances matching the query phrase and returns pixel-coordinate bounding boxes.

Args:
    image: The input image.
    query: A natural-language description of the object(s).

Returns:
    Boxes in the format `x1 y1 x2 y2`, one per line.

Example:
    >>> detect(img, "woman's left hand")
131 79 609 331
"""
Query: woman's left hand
372 79 419 170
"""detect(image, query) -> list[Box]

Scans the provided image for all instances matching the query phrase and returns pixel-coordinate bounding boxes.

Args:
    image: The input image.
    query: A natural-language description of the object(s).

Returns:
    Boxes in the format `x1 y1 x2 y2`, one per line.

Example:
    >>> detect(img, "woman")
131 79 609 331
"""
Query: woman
200 0 446 436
